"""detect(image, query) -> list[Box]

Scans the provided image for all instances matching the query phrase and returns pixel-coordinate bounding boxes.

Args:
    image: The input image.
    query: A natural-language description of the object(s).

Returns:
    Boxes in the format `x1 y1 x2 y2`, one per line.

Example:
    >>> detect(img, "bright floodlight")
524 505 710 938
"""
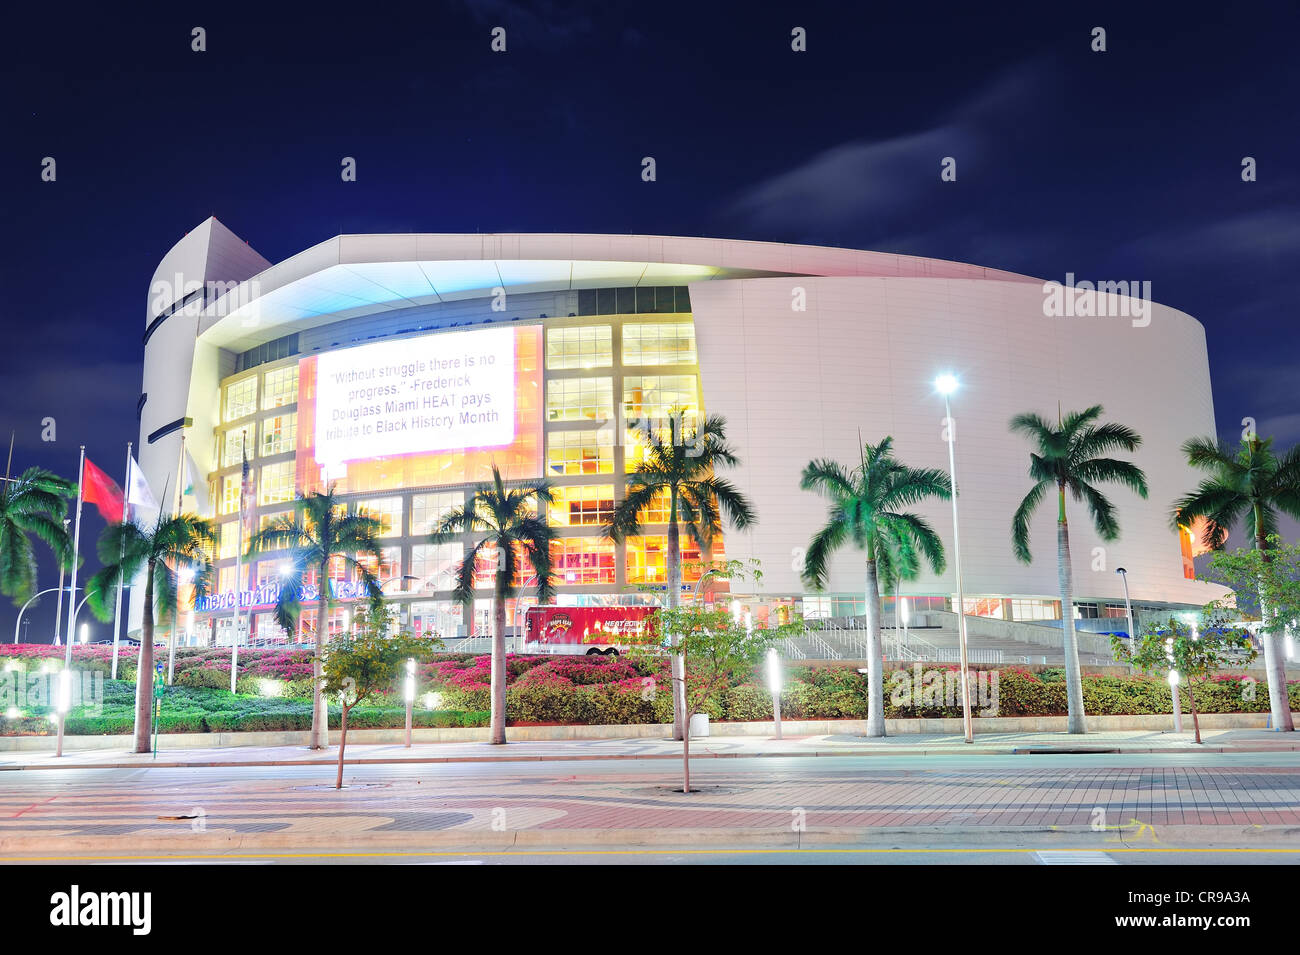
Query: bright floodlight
279 562 294 577
404 657 416 703
934 374 959 395
79 624 88 644
766 648 782 695
1168 670 1181 687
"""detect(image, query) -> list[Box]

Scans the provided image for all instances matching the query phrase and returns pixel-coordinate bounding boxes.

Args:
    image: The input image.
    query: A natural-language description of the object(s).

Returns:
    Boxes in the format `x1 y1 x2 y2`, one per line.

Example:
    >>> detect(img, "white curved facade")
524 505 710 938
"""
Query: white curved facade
134 219 1226 639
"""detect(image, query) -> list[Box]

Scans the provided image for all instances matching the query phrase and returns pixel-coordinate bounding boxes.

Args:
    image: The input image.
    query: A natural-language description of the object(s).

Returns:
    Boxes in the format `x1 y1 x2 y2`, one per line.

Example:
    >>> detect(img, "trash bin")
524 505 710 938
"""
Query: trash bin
689 713 710 738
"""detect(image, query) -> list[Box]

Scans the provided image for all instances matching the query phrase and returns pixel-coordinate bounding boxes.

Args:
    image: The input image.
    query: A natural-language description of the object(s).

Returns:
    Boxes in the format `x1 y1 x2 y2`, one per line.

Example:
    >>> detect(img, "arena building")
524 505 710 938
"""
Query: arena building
132 218 1227 645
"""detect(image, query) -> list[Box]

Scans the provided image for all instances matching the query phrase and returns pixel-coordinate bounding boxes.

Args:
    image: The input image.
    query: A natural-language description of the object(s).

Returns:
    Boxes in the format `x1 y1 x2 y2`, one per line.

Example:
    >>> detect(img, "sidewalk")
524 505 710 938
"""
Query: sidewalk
4 727 1300 771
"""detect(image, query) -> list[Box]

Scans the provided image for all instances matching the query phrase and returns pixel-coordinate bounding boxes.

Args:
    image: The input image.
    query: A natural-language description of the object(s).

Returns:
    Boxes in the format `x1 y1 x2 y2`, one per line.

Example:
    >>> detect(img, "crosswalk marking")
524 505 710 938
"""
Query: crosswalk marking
1033 851 1117 865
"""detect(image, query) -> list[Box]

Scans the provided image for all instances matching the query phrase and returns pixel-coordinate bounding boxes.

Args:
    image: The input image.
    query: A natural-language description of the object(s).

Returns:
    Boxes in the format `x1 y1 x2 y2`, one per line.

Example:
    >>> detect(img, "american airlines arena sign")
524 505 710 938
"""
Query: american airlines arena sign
196 579 375 613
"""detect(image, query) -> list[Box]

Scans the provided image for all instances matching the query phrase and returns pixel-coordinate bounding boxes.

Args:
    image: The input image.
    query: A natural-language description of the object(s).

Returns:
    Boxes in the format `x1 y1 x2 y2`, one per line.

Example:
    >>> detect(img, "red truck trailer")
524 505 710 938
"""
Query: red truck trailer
522 605 659 656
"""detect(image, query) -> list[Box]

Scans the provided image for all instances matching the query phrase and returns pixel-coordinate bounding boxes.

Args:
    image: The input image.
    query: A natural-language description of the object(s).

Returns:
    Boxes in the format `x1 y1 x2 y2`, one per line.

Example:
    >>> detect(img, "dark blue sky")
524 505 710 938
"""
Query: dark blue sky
3 1 1298 640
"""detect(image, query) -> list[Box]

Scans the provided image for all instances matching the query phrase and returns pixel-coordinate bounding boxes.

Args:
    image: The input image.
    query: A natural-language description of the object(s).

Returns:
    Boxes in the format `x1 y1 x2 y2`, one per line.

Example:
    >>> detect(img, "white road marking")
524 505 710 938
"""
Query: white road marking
1033 851 1117 865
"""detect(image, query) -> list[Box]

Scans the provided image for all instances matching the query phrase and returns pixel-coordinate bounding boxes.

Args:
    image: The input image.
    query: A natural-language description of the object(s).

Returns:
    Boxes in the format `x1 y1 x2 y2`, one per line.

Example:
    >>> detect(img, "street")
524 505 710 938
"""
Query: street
4 752 1300 864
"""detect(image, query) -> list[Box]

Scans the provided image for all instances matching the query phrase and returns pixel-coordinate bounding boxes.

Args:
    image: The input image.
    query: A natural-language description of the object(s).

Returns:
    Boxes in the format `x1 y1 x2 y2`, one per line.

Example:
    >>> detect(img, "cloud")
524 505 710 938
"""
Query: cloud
719 60 1052 240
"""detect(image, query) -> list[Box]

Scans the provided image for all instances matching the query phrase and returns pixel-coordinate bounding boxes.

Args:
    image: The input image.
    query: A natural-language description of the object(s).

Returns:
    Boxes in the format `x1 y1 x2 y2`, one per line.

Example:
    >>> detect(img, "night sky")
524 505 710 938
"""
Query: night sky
3 2 1298 641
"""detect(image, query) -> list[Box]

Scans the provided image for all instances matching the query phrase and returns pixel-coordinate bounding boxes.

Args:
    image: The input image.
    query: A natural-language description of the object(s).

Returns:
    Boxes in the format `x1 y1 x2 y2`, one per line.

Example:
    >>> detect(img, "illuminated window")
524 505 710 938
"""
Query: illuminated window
1010 598 1059 621
411 492 463 536
356 496 403 537
223 376 257 423
622 323 697 365
553 538 616 585
218 565 250 593
261 365 299 410
356 547 403 584
410 543 464 589
546 429 614 475
549 485 616 526
259 461 295 506
262 413 296 456
628 489 672 524
411 601 462 640
221 424 256 468
963 597 1005 618
547 377 613 422
626 534 720 584
474 544 538 588
220 474 245 516
546 325 612 370
623 375 698 428
218 521 242 560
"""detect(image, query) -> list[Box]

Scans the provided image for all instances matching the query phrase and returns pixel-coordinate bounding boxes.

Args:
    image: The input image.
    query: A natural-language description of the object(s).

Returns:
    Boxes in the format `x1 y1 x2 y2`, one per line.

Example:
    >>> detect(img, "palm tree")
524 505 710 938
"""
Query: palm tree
605 411 755 741
85 513 213 753
0 466 76 604
249 488 386 749
431 465 557 744
800 437 950 737
1173 435 1300 732
1010 405 1148 734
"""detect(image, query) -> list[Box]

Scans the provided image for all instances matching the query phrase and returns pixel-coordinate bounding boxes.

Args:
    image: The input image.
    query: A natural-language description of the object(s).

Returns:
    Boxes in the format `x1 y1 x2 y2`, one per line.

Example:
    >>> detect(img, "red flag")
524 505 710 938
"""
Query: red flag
83 457 125 523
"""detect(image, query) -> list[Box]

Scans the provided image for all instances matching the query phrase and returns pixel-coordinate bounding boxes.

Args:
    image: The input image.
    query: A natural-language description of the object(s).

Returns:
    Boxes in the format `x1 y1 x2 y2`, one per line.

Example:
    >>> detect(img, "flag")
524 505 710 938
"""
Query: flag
82 458 125 523
239 451 255 539
126 456 159 517
182 449 210 515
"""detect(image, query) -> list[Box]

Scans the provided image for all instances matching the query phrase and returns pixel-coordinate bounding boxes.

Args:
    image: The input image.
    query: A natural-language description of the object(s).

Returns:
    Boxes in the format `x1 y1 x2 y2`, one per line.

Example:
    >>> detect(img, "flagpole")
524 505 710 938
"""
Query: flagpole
111 442 132 681
168 435 185 685
56 446 86 759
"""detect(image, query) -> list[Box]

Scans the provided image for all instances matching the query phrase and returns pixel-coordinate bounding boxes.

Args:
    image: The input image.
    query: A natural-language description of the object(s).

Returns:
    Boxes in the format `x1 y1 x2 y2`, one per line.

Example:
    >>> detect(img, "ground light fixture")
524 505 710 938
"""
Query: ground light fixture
1166 636 1183 732
934 373 974 743
404 658 416 748
79 623 88 644
766 647 783 740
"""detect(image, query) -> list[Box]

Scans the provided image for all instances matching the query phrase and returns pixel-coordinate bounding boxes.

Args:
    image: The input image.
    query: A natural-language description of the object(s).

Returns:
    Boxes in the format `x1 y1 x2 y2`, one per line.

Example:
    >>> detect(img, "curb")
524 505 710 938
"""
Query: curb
9 742 1300 771
4 824 1299 855
6 742 1300 771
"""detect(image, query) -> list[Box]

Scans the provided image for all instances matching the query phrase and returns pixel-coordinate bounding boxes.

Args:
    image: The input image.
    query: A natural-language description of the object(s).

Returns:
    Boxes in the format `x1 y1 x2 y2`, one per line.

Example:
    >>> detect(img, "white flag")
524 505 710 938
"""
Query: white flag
126 456 159 517
182 450 210 515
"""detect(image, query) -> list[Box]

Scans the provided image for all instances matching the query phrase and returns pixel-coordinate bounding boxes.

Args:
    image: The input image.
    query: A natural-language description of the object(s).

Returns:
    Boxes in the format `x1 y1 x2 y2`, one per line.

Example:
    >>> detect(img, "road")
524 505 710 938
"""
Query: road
4 752 1300 864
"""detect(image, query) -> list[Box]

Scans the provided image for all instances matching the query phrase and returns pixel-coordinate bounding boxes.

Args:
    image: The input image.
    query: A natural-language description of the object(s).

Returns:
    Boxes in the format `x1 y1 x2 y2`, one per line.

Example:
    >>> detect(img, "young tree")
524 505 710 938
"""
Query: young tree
800 436 950 738
0 466 75 605
431 465 556 745
249 487 385 750
1200 535 1300 725
1174 436 1300 731
1010 405 1148 734
85 514 213 753
606 410 755 742
321 609 442 789
1112 617 1256 743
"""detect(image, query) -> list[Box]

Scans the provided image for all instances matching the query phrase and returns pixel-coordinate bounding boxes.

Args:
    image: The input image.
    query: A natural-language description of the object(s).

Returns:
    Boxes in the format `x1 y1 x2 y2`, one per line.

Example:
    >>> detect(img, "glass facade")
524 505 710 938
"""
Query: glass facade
205 303 711 642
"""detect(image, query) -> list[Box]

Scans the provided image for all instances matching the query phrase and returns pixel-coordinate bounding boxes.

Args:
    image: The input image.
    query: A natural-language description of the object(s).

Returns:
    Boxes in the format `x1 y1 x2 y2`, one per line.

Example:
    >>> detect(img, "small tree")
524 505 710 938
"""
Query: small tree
1111 617 1256 743
320 607 442 789
623 560 802 792
1202 534 1300 656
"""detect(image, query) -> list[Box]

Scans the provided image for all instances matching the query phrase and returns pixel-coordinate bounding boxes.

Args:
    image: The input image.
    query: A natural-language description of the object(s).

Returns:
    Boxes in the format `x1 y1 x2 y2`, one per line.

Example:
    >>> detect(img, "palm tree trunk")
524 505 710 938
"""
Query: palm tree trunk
1256 523 1294 731
490 581 508 744
864 556 886 737
309 561 329 749
1057 489 1087 734
132 561 156 754
666 491 686 742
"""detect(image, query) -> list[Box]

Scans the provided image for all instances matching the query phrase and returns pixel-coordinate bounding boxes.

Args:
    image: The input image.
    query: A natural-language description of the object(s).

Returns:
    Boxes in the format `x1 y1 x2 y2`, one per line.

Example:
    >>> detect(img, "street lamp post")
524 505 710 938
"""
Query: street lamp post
13 587 61 644
935 374 974 744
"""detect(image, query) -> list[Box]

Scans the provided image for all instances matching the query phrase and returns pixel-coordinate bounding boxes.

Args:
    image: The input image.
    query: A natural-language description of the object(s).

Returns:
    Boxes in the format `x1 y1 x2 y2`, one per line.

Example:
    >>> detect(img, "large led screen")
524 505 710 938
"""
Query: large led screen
295 324 542 494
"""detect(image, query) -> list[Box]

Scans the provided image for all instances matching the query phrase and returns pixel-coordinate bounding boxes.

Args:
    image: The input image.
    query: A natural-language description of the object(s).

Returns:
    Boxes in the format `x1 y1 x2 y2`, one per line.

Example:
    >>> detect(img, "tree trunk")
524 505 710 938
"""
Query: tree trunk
1057 488 1087 734
335 704 350 789
864 556 886 738
490 582 508 744
1255 523 1294 731
1186 679 1202 744
309 561 330 749
666 491 685 742
132 561 156 754
681 710 691 793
